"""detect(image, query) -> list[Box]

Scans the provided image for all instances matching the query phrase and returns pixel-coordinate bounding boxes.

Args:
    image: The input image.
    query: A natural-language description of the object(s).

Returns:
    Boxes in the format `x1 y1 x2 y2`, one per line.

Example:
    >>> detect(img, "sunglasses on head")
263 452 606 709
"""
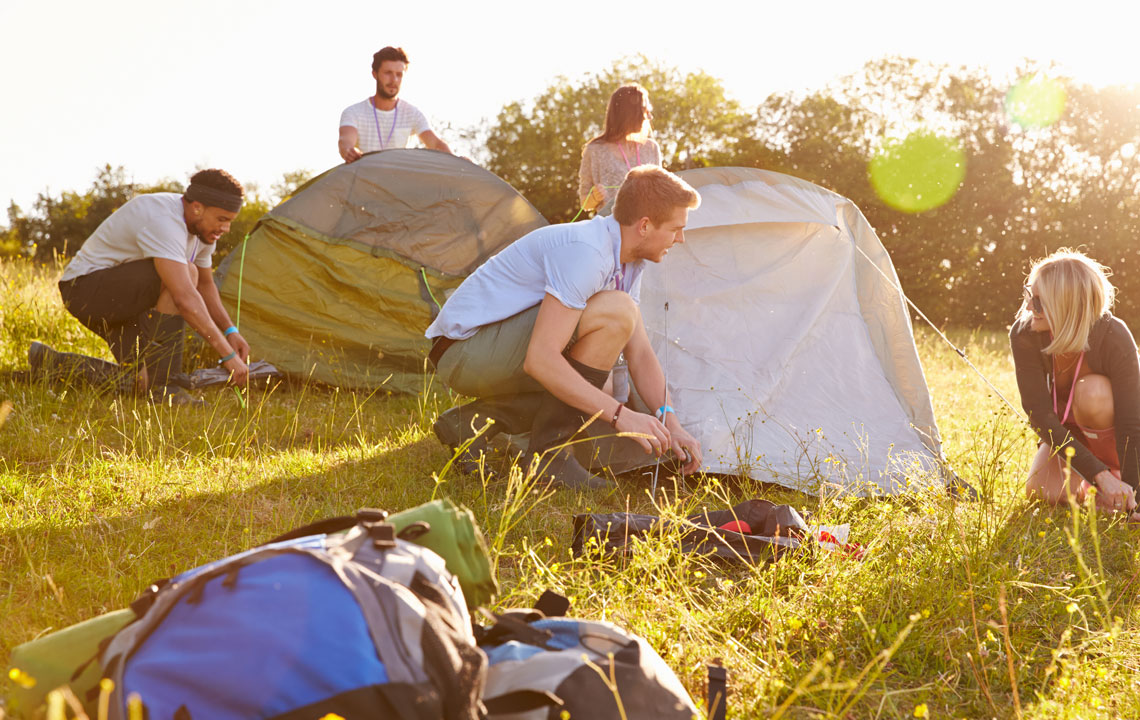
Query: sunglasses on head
1023 285 1043 314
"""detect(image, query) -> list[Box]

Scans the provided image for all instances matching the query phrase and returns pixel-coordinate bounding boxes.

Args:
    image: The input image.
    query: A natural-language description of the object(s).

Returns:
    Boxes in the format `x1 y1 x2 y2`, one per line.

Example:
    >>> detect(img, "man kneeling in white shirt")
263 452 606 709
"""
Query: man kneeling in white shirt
32 169 251 405
427 165 704 489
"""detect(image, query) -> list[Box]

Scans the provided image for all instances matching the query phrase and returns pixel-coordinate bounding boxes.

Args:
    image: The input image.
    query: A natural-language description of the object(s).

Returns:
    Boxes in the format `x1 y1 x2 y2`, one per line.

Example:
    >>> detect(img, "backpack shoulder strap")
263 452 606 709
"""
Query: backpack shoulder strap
260 508 389 546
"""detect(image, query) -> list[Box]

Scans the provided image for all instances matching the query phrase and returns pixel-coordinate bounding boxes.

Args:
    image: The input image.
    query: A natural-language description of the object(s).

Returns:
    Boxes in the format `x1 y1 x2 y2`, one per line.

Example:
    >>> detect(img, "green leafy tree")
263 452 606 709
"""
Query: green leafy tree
740 57 1140 328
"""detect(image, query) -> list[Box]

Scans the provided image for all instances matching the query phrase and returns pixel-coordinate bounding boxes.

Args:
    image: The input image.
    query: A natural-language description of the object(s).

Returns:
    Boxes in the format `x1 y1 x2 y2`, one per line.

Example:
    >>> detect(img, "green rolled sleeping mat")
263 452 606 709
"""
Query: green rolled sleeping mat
389 499 498 606
7 608 135 718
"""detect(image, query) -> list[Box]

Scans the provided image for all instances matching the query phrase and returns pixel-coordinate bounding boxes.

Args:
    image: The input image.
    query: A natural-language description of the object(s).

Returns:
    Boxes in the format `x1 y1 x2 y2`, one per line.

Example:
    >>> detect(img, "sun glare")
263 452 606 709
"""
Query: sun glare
1005 73 1068 129
869 131 966 214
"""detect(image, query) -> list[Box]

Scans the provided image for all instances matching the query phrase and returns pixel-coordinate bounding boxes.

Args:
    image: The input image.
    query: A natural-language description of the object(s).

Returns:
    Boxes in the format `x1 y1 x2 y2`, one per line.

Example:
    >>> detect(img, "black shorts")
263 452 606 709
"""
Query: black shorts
59 259 177 365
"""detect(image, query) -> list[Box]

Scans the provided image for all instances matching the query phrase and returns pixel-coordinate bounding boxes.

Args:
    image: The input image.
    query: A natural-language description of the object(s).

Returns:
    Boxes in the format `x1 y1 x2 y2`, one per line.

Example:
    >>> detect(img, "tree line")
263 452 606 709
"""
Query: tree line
5 56 1140 330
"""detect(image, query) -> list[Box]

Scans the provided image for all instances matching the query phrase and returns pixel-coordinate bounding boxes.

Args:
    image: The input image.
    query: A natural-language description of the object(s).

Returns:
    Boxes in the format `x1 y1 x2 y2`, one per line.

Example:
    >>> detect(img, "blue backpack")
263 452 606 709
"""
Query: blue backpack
98 510 486 720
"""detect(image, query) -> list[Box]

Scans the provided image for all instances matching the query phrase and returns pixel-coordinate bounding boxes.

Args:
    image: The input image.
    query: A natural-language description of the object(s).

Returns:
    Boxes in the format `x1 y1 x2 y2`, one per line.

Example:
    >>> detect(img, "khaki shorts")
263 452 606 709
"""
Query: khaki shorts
436 304 577 398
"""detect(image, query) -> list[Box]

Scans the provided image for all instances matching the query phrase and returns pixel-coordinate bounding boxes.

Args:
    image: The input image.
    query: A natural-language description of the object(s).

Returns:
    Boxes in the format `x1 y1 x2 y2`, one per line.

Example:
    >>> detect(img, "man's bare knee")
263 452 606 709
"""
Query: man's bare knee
582 290 637 337
154 264 199 316
155 287 178 315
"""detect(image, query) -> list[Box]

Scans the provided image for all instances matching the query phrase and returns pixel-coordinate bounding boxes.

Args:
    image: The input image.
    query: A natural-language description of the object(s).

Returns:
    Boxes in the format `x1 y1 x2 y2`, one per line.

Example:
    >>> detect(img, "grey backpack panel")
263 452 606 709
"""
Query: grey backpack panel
480 615 699 720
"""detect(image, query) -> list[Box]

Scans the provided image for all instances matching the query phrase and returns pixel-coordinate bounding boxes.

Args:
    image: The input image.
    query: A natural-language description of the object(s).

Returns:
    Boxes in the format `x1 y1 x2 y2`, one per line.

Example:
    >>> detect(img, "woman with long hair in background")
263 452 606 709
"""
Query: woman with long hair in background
578 83 662 216
1011 249 1140 520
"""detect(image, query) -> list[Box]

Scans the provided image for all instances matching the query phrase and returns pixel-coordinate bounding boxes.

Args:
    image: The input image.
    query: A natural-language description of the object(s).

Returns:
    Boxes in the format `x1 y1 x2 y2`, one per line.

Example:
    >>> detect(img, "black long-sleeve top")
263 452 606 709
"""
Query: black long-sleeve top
1010 313 1140 490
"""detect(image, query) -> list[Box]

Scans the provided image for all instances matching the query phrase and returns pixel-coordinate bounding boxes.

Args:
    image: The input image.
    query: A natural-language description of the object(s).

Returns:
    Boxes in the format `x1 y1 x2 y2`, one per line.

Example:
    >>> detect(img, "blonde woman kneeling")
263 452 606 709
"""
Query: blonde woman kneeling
1011 249 1140 519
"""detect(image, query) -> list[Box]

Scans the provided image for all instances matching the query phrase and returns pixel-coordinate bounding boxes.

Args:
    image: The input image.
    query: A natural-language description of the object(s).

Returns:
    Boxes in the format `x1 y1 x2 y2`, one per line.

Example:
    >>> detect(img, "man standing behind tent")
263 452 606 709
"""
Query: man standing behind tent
32 169 251 404
427 165 704 489
338 46 452 162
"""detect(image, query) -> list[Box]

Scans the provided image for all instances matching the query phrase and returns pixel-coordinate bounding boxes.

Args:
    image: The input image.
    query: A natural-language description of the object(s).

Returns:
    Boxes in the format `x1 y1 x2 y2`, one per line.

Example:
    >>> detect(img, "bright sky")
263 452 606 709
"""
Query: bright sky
2 0 1138 217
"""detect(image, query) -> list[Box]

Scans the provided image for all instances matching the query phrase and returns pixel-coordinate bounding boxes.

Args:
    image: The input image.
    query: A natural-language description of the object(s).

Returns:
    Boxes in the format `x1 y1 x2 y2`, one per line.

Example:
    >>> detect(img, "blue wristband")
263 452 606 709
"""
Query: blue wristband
656 404 675 420
224 325 239 337
219 351 237 364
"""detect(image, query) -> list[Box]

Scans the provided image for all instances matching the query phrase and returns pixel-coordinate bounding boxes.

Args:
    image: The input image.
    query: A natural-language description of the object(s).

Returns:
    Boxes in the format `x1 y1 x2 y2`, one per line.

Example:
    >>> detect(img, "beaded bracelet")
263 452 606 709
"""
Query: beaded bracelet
219 351 237 363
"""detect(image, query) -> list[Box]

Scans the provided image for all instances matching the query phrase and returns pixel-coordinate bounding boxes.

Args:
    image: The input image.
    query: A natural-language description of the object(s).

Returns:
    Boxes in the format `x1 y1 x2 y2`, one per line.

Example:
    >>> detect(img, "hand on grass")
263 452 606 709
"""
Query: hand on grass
1092 469 1135 514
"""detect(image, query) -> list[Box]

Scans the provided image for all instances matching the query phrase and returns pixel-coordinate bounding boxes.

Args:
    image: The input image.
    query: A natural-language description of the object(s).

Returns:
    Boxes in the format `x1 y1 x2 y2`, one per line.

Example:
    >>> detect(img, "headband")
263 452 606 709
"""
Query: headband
184 183 243 213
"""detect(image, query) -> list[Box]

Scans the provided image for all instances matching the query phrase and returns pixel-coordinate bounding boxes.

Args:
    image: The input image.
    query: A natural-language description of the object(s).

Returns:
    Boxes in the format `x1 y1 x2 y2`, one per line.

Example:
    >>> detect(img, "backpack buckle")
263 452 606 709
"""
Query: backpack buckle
367 522 398 549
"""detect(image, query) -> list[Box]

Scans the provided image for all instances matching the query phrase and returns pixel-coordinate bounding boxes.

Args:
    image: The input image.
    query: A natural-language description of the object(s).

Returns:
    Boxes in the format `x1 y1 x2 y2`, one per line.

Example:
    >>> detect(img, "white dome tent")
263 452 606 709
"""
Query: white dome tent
633 166 946 494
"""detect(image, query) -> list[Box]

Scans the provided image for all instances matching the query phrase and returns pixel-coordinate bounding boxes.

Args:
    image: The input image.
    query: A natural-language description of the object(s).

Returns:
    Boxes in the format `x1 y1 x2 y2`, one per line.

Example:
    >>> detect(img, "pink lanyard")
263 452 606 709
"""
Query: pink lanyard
1052 351 1085 424
617 141 641 169
370 97 399 149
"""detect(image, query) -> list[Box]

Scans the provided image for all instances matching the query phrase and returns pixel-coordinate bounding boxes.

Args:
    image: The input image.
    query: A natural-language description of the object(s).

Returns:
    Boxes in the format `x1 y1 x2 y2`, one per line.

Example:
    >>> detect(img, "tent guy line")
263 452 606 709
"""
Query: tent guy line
851 241 1026 425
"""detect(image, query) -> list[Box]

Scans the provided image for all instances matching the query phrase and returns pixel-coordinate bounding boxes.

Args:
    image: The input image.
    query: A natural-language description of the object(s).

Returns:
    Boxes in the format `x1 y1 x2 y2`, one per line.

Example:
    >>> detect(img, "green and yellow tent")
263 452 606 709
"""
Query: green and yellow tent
218 149 546 393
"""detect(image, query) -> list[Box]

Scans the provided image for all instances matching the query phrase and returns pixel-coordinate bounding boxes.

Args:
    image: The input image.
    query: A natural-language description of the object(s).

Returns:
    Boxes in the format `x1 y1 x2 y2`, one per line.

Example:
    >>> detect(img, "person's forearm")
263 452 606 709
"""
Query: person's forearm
627 344 671 412
198 276 236 331
172 289 232 357
337 126 360 160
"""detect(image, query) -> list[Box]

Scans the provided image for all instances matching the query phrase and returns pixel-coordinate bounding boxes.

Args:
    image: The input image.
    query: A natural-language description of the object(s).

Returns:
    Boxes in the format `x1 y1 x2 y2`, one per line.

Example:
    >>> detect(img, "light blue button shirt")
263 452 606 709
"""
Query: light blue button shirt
426 215 643 340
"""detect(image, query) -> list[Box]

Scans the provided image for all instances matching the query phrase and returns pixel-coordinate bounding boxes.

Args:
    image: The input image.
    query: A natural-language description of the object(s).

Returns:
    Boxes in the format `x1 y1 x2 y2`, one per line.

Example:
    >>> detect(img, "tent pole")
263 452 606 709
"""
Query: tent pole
651 269 670 498
235 233 250 330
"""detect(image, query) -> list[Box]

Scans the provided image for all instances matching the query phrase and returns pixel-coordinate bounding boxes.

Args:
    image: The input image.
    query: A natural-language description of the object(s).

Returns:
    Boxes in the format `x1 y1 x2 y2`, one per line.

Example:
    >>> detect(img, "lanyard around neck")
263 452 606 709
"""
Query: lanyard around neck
617 140 641 170
1052 351 1085 424
612 225 628 292
370 97 399 150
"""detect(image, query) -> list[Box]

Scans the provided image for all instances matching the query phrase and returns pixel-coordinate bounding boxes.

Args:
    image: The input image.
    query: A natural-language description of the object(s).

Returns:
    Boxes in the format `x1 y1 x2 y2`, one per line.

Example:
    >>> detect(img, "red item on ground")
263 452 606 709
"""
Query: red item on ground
718 520 752 534
818 531 865 560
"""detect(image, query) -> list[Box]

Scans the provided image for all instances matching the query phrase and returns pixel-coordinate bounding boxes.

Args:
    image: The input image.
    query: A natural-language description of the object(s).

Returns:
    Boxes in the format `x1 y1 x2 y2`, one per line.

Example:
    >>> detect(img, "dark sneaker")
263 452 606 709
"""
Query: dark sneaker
27 341 52 375
27 340 133 392
150 385 205 407
432 404 478 447
433 406 500 475
533 448 614 491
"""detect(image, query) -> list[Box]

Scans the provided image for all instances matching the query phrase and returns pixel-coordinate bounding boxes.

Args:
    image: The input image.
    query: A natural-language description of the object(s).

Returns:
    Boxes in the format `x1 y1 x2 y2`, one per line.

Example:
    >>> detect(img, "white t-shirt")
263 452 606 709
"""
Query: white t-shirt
339 98 431 153
426 215 644 340
60 193 214 282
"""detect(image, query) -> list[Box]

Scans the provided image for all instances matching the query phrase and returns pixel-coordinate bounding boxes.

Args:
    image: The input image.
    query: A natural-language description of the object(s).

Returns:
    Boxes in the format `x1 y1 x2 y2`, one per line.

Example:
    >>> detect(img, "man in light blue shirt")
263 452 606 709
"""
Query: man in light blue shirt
427 166 704 489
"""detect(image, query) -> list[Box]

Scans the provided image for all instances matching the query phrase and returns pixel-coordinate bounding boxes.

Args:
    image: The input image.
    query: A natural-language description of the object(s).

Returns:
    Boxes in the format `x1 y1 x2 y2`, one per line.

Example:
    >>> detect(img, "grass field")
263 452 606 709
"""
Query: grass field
2 258 1138 719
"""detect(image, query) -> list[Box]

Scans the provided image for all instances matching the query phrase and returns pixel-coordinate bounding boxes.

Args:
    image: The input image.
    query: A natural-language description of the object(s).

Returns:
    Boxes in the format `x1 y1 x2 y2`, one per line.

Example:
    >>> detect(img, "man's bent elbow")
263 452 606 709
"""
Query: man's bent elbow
522 352 540 382
522 350 556 386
